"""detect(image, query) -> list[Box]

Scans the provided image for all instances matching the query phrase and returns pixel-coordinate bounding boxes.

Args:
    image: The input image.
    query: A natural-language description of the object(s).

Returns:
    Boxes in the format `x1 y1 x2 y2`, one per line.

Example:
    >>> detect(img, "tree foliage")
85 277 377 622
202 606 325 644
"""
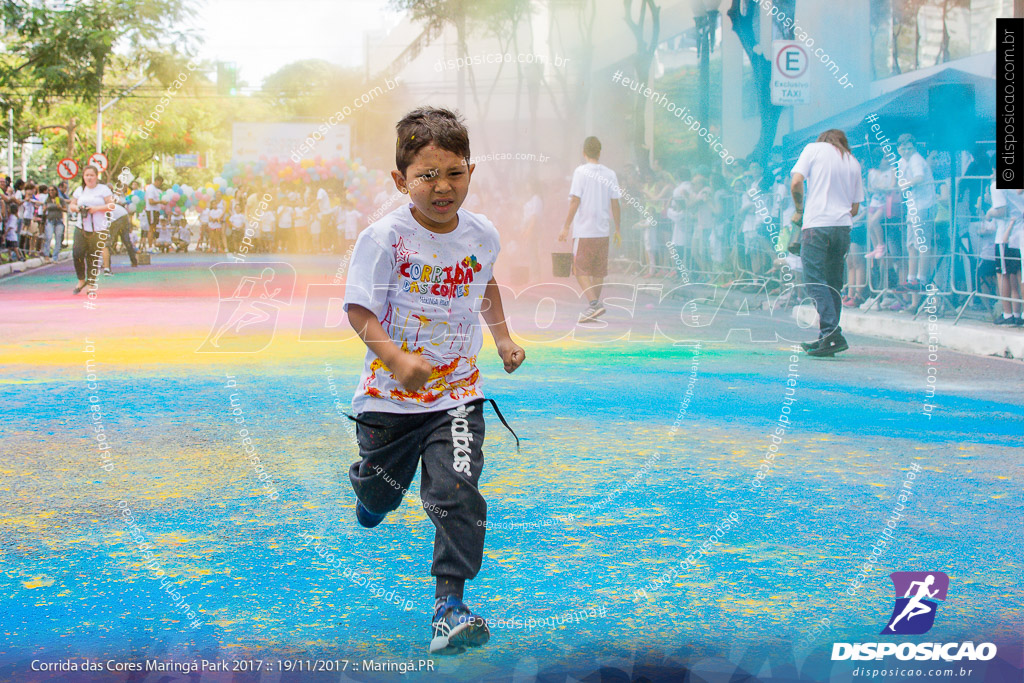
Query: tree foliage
0 0 198 115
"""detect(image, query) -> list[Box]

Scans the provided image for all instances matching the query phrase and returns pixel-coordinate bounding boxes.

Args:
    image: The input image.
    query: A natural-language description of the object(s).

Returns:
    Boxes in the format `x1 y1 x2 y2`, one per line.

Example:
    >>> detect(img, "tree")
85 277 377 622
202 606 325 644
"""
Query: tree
261 60 365 118
725 0 792 177
623 0 661 171
0 0 197 109
545 0 599 165
1 0 198 176
389 0 472 111
891 0 927 74
935 0 970 65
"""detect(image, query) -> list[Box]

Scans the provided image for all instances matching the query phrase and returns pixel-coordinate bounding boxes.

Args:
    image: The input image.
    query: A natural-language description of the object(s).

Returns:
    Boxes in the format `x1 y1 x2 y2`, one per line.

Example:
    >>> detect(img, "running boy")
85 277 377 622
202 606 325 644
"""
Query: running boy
343 107 525 655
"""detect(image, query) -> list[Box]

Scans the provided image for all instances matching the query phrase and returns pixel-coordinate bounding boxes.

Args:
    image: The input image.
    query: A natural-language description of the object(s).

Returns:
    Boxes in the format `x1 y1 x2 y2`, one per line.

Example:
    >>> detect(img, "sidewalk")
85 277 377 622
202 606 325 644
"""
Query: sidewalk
793 304 1024 361
0 251 72 278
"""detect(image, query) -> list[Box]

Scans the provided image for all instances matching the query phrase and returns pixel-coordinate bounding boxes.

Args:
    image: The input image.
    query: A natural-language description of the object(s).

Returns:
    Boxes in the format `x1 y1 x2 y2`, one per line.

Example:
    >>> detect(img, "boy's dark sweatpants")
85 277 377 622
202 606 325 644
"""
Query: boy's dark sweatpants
349 398 486 581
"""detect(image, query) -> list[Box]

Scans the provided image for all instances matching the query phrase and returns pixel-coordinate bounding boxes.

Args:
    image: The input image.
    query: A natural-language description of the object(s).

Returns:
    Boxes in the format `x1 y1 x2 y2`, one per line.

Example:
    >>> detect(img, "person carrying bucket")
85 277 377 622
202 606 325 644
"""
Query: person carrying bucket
559 136 622 323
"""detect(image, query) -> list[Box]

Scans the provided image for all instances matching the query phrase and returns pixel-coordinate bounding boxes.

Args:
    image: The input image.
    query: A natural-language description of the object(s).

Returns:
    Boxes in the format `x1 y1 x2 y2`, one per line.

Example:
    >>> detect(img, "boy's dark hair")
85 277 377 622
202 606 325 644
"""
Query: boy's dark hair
583 136 601 159
395 107 471 175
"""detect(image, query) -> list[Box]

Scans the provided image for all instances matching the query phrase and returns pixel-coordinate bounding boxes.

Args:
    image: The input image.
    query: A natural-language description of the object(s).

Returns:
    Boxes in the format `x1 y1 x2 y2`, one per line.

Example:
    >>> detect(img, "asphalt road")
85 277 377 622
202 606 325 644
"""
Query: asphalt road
1 253 1021 682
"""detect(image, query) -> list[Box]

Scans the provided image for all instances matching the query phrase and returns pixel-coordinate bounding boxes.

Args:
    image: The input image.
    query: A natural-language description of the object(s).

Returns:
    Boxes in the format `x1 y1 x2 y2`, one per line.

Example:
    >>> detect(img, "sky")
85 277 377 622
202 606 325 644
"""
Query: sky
191 0 403 88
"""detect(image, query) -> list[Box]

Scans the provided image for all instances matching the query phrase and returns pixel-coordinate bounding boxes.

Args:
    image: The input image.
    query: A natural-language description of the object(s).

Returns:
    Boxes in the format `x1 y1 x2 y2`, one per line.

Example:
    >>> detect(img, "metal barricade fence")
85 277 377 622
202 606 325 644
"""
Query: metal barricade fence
948 174 1023 324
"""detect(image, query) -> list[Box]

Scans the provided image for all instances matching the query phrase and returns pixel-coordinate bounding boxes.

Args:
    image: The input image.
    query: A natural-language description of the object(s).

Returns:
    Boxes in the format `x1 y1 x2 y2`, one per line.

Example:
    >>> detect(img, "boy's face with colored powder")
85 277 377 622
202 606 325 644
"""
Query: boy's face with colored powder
392 143 474 234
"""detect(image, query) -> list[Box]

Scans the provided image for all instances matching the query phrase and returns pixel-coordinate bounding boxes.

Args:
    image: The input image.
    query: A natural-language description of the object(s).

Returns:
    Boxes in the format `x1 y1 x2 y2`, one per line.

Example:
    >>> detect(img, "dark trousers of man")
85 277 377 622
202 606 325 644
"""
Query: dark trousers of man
349 399 487 588
801 225 851 339
72 228 109 282
109 216 138 266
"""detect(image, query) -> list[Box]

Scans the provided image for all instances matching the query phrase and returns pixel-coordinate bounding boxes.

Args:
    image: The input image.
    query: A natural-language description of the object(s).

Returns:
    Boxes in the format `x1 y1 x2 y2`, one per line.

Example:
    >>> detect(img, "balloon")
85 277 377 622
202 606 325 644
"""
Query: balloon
171 183 181 193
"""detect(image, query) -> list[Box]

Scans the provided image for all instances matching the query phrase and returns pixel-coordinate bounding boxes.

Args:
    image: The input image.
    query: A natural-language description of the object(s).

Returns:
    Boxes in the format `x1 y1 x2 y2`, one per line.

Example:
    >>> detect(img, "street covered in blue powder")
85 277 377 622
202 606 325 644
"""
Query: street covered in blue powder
2 1 1024 681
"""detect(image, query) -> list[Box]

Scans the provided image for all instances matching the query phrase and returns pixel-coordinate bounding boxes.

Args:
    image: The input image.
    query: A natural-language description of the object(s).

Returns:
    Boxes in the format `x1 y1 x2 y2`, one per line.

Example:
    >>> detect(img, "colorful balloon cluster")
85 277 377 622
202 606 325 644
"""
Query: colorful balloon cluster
220 156 390 204
124 178 241 214
123 156 394 216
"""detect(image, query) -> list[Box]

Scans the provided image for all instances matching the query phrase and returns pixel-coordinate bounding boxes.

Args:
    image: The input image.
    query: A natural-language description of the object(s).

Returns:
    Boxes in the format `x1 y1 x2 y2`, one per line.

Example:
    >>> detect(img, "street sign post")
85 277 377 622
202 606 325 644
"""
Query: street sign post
56 158 79 180
88 152 109 172
771 41 811 106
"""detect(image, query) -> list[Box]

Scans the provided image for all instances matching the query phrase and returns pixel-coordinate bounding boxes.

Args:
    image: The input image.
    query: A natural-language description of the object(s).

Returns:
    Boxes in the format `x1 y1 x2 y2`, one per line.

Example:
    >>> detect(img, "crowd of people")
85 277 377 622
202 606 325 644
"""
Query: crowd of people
1 134 1020 327
613 135 1020 327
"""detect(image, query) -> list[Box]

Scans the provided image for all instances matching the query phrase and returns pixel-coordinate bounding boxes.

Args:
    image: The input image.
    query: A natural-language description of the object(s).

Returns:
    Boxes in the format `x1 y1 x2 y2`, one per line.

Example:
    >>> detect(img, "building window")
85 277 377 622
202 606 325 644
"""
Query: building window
873 0 1007 79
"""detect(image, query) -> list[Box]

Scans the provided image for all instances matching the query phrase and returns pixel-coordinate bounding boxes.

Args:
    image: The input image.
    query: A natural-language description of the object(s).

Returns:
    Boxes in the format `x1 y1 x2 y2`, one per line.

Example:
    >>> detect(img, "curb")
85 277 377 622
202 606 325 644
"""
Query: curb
0 251 72 279
793 305 1024 360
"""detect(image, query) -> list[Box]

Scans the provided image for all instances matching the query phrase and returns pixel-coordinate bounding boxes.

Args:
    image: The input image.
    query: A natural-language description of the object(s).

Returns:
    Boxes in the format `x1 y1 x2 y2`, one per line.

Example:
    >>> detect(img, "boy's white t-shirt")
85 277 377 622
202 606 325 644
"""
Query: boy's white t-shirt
317 187 332 216
277 206 293 229
568 162 621 238
791 142 865 229
230 212 245 230
145 184 162 212
260 208 275 232
896 152 936 210
343 204 501 415
990 183 1024 249
345 209 362 240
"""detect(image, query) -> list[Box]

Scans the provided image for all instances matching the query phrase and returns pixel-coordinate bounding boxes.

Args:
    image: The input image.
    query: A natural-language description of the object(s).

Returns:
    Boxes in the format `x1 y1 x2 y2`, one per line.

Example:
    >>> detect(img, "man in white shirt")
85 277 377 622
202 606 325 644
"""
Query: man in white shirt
103 198 138 271
896 134 936 288
144 176 164 251
791 128 865 357
559 136 621 322
316 184 334 251
985 180 1023 326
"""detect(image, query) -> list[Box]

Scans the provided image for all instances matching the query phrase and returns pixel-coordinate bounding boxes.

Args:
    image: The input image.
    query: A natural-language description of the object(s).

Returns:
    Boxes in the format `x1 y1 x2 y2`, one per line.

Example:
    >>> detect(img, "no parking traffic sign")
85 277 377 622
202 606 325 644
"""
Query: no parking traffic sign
88 152 109 172
56 158 79 180
771 40 811 105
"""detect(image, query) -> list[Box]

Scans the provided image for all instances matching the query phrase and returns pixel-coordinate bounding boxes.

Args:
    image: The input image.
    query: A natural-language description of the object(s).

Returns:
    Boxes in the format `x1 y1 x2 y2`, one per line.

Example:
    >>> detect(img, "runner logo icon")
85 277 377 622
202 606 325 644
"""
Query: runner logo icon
881 571 949 635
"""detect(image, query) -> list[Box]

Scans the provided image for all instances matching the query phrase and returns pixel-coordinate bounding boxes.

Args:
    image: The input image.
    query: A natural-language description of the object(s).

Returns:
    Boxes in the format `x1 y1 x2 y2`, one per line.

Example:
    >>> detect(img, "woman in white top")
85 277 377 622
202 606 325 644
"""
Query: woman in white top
68 165 114 294
276 198 294 253
866 148 897 258
208 199 226 253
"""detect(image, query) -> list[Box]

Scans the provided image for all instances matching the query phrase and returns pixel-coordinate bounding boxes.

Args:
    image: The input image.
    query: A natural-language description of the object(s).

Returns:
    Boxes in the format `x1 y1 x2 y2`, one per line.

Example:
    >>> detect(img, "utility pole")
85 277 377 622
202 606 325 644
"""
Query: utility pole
7 109 12 179
97 76 147 154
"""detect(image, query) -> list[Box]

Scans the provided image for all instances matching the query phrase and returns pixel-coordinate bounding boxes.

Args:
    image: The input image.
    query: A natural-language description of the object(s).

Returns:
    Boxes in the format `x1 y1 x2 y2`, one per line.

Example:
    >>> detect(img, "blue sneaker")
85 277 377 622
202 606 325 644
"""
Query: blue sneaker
355 500 387 529
429 595 490 655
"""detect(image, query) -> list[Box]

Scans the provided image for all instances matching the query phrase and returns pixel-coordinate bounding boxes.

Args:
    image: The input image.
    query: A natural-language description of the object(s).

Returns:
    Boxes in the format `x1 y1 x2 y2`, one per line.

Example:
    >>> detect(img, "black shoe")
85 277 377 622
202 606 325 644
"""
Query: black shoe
429 596 490 655
801 326 843 352
807 334 849 357
995 316 1015 326
355 500 387 529
1014 316 1024 327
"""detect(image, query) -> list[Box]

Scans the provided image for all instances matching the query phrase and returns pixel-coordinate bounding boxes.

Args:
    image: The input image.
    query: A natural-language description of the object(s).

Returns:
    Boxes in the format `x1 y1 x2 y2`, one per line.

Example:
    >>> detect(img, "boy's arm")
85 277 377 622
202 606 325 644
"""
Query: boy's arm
559 196 580 242
347 303 433 392
480 277 525 373
610 198 621 245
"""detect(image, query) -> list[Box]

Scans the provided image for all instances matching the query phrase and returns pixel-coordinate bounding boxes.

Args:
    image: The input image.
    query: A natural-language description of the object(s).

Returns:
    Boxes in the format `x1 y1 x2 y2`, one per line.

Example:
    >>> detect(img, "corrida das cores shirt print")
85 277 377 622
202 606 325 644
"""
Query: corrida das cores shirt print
343 204 501 414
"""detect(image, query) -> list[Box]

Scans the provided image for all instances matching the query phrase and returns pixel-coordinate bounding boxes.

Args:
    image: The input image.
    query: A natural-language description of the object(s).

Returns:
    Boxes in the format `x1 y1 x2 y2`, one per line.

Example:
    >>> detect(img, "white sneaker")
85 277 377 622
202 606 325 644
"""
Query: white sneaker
578 304 607 323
